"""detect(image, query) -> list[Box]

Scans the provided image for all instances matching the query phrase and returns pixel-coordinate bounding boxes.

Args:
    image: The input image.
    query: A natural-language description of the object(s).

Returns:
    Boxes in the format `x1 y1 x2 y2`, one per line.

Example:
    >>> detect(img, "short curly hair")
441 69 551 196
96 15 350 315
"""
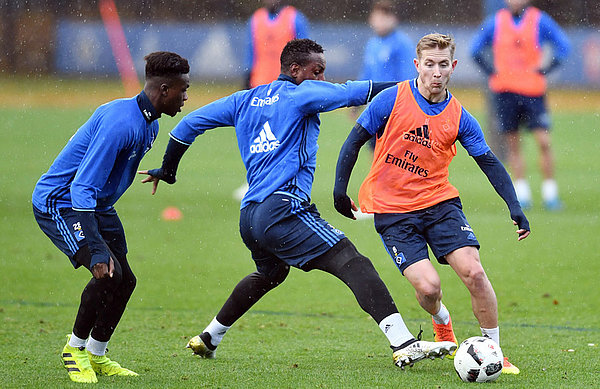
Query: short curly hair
144 51 190 79
280 39 324 70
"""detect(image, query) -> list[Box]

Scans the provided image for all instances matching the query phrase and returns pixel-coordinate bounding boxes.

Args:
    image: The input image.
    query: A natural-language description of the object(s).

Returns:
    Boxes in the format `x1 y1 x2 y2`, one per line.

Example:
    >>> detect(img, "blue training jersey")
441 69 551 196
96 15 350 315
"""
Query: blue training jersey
357 79 490 157
359 28 415 82
170 74 373 209
32 92 159 213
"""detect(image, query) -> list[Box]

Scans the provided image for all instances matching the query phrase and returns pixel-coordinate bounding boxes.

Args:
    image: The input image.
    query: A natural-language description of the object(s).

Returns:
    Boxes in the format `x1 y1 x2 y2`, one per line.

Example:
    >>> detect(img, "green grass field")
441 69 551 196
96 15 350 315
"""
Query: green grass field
0 79 598 388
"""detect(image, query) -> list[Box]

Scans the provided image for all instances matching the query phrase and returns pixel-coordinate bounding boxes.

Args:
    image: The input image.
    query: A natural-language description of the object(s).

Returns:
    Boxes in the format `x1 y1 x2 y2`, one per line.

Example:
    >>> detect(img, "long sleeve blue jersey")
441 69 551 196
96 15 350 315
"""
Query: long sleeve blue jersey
170 75 373 209
32 92 159 213
359 29 415 82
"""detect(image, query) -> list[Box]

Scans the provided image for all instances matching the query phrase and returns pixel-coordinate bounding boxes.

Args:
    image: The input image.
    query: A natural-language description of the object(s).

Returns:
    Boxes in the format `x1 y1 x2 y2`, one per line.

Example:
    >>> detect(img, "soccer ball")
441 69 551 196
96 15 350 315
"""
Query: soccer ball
453 336 503 383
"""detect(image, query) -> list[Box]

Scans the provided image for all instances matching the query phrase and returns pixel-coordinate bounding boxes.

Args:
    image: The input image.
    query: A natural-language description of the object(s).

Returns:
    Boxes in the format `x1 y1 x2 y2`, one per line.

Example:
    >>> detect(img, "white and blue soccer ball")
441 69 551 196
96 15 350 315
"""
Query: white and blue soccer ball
453 336 504 383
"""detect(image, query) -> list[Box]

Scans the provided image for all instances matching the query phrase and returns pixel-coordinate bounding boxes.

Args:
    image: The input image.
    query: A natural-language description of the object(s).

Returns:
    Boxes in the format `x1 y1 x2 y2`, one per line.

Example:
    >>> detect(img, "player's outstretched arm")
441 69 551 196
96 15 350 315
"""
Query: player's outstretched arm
473 151 531 240
138 137 189 195
334 123 372 219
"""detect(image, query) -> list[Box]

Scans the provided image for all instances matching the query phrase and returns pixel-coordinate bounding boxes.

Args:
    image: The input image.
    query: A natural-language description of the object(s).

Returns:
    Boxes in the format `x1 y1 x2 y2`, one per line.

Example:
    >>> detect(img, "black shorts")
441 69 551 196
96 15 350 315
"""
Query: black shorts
33 205 127 268
493 92 551 132
374 198 480 275
239 193 345 274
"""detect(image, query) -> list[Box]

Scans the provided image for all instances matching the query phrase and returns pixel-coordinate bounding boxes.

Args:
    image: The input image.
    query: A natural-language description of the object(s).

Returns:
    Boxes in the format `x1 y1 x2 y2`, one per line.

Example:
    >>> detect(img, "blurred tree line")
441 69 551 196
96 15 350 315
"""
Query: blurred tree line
1 0 598 74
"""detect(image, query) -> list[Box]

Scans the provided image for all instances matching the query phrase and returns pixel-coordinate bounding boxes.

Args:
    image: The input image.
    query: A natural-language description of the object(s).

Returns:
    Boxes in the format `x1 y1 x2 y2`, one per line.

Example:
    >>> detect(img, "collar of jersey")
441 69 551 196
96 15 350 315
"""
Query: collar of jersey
277 74 297 84
136 90 160 122
411 78 451 106
510 7 527 21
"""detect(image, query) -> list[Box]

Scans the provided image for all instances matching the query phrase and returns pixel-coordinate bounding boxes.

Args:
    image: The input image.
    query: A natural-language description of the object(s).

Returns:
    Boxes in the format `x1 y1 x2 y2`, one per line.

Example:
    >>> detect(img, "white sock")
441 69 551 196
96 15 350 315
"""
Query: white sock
378 313 414 347
68 333 87 349
432 303 450 325
480 327 500 346
204 317 230 347
542 179 559 202
86 337 108 356
514 179 531 204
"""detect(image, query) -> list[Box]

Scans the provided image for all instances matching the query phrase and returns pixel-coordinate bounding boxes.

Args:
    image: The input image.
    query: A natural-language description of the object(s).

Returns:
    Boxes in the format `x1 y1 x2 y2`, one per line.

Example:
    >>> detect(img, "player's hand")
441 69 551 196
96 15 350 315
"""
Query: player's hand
139 168 176 184
334 192 358 220
510 208 530 241
92 257 114 279
138 170 161 195
138 168 174 195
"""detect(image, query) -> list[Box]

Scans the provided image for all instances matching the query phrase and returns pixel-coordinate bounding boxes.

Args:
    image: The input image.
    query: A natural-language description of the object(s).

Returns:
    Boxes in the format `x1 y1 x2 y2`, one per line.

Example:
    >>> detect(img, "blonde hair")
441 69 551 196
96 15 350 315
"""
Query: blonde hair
416 33 456 60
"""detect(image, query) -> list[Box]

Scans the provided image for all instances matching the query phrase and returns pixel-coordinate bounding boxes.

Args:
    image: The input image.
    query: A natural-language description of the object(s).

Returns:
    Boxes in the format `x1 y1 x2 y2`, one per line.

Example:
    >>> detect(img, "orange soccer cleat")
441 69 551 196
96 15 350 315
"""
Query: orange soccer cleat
502 356 520 374
432 316 458 359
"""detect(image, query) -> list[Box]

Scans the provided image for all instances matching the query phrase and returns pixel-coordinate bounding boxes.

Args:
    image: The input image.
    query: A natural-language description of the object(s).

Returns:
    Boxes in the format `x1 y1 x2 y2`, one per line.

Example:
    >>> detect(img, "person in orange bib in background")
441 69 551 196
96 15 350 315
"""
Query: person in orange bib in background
334 33 530 375
245 0 309 89
471 0 570 211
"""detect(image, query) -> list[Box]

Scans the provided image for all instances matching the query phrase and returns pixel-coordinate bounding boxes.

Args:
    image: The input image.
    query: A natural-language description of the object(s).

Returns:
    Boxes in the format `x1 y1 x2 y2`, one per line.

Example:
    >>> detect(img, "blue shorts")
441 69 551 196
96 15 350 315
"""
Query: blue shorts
374 198 479 275
33 205 127 269
239 193 345 273
494 92 551 132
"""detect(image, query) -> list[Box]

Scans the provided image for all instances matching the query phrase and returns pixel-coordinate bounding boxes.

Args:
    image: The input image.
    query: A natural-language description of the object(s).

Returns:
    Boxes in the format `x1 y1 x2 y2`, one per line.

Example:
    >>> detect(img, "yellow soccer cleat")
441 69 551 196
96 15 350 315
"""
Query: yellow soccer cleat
502 356 520 374
61 336 98 384
186 333 216 359
432 317 458 359
87 351 138 376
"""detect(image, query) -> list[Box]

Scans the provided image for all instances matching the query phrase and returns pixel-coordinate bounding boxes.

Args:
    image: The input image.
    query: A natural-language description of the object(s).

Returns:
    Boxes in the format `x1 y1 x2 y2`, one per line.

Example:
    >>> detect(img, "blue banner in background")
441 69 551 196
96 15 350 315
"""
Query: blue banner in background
56 20 600 88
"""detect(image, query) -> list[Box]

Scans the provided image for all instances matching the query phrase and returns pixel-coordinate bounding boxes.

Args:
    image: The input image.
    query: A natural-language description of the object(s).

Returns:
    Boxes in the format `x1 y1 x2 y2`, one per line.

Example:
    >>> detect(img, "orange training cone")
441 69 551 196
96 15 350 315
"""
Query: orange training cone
161 206 183 221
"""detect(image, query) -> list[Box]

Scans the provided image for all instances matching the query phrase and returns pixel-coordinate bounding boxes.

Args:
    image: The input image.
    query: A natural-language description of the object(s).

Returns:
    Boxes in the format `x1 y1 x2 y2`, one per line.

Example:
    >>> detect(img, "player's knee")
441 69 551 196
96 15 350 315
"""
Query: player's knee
463 265 488 290
257 262 290 287
471 267 489 287
415 281 442 303
344 254 377 278
539 141 552 154
102 268 123 288
304 238 383 284
337 252 385 291
267 263 290 286
120 272 136 297
339 240 377 273
83 272 121 299
336 247 397 322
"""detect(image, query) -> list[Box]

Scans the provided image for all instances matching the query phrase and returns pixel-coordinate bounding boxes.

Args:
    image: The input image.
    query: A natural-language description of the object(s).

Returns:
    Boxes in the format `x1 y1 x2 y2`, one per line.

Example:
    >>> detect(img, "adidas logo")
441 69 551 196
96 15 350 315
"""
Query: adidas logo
404 124 431 148
250 121 280 154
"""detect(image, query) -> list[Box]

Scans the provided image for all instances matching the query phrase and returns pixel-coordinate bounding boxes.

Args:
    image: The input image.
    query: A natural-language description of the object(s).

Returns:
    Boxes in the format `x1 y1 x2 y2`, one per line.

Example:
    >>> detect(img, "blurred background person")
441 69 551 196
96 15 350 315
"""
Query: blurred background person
479 0 508 163
470 0 571 211
359 0 414 85
245 0 309 89
351 0 414 128
349 0 415 220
